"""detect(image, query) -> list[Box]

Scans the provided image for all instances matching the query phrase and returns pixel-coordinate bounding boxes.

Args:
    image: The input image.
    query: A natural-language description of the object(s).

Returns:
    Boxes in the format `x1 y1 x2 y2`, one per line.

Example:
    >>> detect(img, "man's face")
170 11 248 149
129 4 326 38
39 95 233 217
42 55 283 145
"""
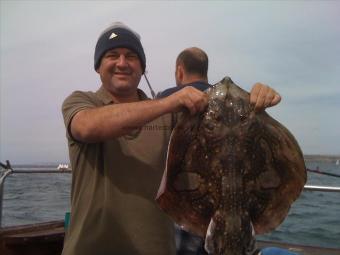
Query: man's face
96 48 143 98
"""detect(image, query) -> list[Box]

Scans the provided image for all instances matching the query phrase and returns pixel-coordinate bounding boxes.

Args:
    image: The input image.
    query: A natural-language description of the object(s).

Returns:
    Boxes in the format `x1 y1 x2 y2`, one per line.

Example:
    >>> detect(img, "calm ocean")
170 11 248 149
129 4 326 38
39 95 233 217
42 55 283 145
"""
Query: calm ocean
1 161 339 249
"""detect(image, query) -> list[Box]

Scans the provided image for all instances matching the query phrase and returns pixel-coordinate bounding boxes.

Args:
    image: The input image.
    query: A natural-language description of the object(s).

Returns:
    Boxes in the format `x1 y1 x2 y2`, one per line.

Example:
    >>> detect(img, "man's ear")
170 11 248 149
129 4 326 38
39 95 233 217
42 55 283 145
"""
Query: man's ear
95 65 101 74
177 65 184 82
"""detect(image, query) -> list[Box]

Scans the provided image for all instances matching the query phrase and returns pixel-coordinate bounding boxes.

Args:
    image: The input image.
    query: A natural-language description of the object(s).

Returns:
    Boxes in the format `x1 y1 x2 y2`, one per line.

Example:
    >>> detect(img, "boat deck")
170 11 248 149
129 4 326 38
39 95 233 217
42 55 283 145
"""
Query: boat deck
1 221 339 255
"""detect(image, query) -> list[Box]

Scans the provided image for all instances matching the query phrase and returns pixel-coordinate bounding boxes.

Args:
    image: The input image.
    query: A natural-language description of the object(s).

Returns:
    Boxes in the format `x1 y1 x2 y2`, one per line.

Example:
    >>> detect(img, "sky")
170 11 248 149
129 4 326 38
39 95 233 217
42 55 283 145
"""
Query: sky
1 1 339 164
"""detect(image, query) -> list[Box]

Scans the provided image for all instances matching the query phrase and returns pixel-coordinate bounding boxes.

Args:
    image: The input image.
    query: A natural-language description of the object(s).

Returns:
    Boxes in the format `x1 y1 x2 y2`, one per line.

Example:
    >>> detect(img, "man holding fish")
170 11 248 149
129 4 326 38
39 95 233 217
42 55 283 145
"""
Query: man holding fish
61 21 280 255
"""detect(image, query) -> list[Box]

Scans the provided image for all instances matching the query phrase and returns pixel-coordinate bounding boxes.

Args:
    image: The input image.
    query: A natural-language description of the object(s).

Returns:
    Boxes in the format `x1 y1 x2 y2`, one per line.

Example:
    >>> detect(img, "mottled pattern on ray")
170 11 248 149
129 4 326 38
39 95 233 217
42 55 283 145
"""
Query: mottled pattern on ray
156 77 306 255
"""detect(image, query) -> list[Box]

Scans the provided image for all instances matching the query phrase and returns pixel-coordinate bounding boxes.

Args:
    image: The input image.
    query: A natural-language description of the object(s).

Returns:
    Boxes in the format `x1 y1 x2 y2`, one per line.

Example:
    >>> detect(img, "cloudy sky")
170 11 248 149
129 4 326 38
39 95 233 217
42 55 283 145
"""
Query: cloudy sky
1 1 339 164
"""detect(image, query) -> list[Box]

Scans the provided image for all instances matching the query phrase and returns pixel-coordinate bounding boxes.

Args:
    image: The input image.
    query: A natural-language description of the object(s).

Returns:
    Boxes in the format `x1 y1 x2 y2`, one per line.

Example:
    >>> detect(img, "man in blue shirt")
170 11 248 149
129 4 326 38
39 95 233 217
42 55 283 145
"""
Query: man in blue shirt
157 47 211 255
157 47 211 99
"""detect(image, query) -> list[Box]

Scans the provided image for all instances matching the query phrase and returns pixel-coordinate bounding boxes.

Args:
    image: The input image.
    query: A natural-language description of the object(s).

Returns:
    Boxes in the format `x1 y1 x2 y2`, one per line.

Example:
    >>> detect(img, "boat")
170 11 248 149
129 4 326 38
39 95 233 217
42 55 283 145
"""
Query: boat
0 220 64 255
1 160 340 255
57 164 70 171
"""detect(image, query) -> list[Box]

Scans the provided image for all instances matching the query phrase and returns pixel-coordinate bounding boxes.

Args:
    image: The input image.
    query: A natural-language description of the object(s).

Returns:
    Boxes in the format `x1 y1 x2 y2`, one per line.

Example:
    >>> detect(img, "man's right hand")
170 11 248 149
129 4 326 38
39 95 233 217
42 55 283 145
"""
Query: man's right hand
163 86 209 115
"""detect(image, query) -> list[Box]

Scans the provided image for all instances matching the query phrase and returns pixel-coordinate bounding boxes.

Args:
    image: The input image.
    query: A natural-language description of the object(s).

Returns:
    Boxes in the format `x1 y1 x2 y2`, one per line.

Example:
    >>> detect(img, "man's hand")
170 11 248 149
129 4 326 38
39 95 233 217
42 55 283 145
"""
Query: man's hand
165 86 209 115
250 83 281 112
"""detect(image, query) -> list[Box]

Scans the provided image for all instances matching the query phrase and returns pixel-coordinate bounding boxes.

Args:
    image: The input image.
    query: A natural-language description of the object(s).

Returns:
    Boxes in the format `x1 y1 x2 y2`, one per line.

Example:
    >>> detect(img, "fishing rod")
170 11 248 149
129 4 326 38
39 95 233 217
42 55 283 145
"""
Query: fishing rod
143 72 156 99
307 168 340 178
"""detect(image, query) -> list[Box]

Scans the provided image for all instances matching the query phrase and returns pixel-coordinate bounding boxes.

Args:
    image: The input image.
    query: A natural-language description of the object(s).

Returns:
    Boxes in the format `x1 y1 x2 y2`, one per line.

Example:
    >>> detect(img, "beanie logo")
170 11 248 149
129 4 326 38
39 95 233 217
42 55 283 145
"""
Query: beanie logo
109 32 118 39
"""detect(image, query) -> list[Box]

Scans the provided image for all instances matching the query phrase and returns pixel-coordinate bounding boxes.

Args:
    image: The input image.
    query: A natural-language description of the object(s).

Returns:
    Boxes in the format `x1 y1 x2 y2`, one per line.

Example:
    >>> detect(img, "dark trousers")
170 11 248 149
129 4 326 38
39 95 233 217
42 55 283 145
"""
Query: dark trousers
175 225 208 255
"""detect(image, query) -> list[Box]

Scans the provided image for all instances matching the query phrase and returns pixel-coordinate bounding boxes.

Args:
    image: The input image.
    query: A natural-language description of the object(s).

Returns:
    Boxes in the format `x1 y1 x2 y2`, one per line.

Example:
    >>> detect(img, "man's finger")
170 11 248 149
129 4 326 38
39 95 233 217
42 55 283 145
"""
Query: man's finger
254 86 267 111
250 83 261 105
263 90 275 108
270 93 281 107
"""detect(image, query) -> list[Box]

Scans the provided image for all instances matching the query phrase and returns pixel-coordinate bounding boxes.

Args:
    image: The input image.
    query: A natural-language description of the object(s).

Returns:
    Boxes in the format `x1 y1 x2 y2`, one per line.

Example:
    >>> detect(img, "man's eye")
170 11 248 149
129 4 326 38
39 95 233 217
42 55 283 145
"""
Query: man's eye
108 54 119 59
126 54 138 60
105 52 119 59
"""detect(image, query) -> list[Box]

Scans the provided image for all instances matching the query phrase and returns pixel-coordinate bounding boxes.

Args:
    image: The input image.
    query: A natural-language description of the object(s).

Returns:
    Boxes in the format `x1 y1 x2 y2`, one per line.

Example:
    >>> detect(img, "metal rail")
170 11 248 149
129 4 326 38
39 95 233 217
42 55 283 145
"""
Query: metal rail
303 185 340 192
8 170 72 174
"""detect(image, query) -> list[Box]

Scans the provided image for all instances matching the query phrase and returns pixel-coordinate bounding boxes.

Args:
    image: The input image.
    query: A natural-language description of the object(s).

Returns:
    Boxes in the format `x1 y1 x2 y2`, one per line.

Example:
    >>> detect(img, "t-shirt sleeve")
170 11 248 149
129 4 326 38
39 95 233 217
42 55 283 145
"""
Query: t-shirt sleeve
61 91 99 141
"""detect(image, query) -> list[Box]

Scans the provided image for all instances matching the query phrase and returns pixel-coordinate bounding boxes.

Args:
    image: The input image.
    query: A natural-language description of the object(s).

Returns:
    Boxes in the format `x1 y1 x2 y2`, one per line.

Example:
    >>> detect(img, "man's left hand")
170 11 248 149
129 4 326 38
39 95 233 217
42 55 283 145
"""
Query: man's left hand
250 83 281 112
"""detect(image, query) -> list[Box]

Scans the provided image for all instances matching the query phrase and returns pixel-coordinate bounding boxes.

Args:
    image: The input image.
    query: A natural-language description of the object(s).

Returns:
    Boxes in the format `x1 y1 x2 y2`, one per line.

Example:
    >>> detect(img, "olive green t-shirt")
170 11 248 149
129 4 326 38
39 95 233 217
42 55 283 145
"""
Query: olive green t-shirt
61 86 176 255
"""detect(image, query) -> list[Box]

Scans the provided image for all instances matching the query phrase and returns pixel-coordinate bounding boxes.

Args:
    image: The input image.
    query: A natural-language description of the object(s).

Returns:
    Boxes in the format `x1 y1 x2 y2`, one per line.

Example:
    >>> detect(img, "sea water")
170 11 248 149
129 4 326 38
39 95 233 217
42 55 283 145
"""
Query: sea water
260 161 340 249
1 161 339 249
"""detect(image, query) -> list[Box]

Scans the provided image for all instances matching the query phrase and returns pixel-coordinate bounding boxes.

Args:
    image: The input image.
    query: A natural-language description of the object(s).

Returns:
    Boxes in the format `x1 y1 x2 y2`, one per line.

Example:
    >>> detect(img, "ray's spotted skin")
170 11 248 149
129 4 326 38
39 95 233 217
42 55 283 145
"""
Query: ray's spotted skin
156 77 306 255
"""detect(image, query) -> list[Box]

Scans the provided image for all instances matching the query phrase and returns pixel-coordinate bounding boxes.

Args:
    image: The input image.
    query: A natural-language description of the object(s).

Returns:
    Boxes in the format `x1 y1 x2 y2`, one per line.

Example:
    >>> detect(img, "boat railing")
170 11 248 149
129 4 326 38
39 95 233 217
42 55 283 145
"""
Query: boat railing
0 160 71 227
1 160 340 227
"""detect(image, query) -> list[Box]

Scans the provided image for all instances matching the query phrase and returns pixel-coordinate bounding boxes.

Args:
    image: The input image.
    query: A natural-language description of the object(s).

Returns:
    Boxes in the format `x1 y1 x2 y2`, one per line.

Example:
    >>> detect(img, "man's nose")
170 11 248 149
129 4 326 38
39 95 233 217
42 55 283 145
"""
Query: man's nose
116 55 128 67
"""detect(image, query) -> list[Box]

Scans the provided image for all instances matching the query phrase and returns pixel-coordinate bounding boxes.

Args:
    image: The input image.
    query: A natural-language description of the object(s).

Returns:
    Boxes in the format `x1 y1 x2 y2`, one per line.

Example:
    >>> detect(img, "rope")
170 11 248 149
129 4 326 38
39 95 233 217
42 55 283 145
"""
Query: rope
307 168 340 178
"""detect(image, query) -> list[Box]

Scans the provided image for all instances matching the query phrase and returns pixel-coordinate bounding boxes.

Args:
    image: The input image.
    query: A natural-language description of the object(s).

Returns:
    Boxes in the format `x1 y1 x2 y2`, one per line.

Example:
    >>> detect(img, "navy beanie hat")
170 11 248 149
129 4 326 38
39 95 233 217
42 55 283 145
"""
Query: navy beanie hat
94 23 146 73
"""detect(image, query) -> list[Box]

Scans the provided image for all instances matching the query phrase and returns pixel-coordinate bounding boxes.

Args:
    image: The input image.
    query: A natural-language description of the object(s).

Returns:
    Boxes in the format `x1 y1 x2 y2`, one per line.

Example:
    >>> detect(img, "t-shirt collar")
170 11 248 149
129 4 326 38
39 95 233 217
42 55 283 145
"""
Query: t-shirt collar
95 86 149 105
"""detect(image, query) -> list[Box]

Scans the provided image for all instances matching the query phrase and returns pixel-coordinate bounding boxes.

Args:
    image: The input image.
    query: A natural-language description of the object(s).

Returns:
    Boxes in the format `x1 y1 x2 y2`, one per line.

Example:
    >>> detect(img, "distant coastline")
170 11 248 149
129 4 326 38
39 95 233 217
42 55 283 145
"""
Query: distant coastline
304 154 340 163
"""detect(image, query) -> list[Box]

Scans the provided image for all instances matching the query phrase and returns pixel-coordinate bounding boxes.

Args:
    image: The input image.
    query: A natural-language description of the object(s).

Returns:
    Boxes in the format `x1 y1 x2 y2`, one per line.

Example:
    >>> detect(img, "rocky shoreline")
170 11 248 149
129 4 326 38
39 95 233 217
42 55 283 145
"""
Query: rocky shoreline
304 154 340 163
